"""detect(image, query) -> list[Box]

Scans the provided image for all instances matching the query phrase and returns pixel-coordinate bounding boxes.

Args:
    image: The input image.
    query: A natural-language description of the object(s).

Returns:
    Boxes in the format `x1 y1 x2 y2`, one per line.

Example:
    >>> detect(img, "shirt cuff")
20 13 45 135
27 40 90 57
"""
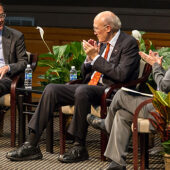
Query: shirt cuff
7 65 10 72
84 59 92 64
91 55 100 65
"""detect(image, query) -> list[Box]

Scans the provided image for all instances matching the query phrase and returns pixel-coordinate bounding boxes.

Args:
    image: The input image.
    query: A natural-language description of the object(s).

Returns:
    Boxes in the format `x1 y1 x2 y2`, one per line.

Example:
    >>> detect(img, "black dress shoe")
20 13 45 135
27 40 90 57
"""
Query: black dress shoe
102 161 126 170
6 142 43 161
87 114 107 132
58 145 89 163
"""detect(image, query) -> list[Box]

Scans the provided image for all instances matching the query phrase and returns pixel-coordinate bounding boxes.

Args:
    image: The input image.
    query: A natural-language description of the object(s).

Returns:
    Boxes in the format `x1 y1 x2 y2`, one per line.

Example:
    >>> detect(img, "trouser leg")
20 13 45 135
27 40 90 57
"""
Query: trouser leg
0 77 12 97
0 78 12 136
104 109 133 166
104 89 156 165
68 85 105 140
28 83 79 136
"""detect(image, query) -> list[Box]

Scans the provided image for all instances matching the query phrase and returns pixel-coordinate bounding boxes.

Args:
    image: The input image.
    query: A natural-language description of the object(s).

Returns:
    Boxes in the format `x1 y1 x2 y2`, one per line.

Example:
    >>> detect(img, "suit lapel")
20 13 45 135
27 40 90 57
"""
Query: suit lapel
2 26 11 64
110 31 124 58
99 43 106 55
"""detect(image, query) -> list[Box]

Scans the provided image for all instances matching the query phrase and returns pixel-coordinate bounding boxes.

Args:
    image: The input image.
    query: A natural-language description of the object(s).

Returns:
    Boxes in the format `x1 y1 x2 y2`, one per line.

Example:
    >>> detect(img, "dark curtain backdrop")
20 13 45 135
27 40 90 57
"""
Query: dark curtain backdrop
2 0 170 9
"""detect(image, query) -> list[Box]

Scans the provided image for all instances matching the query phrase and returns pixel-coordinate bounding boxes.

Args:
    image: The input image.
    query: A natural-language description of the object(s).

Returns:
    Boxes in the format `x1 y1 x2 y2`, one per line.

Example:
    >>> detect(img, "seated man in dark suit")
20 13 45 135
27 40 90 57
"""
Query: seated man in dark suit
0 3 28 132
0 3 27 96
87 50 170 170
6 11 140 162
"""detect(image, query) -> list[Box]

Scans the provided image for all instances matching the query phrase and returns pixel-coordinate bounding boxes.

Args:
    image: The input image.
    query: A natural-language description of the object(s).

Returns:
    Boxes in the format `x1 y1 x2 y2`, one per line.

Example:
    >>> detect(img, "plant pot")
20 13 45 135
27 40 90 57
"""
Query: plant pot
164 154 170 170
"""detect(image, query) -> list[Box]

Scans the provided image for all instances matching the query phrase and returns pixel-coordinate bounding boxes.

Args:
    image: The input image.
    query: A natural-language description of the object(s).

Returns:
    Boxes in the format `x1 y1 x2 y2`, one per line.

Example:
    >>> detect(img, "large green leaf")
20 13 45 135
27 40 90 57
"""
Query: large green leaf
38 60 57 68
38 53 56 60
148 84 170 107
162 140 170 154
147 84 170 142
53 44 70 59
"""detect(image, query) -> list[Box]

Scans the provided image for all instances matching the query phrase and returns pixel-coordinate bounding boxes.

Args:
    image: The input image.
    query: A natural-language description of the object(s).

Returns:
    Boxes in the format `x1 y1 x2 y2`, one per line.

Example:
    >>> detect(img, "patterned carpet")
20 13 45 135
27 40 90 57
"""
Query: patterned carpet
0 110 165 170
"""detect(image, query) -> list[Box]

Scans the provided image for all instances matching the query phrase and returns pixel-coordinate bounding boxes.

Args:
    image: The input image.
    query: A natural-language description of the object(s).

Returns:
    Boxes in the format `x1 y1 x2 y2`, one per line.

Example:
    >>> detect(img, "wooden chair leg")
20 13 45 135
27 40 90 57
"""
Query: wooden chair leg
46 116 53 153
145 134 149 168
133 127 139 170
140 133 149 170
0 110 5 136
101 131 107 161
18 95 26 146
59 108 66 155
10 95 16 147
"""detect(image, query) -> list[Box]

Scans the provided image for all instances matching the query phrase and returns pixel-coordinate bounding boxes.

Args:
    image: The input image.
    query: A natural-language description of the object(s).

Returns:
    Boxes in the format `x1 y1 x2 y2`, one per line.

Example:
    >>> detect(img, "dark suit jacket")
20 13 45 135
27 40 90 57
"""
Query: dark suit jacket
81 31 140 86
2 26 28 78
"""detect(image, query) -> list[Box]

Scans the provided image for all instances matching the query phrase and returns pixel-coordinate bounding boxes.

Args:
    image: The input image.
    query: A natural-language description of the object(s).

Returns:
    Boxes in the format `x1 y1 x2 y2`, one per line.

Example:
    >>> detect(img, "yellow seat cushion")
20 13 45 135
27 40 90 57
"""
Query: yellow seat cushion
61 105 101 117
0 94 10 107
62 106 151 133
132 118 151 133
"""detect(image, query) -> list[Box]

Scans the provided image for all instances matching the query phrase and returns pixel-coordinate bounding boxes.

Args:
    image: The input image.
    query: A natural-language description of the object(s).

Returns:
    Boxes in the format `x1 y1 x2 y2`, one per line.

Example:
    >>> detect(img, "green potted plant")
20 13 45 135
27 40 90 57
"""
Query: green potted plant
147 84 170 170
36 26 86 86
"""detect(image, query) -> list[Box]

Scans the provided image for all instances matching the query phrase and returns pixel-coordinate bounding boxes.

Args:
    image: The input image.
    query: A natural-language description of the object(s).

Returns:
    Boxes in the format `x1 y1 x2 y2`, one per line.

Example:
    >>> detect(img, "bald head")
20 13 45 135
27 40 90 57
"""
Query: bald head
94 11 121 32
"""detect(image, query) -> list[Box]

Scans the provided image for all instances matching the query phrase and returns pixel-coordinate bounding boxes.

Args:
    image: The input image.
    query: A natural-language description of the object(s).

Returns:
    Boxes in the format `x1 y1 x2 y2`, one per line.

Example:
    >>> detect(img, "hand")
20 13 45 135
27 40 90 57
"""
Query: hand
0 65 9 79
88 39 95 46
139 50 163 66
82 40 100 60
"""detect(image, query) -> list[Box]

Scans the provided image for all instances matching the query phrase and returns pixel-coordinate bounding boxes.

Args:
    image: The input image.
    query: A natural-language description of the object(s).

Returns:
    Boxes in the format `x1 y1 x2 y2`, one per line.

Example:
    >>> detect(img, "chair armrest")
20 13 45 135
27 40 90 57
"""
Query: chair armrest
133 98 153 132
10 73 24 101
100 79 150 117
104 63 152 100
66 79 83 85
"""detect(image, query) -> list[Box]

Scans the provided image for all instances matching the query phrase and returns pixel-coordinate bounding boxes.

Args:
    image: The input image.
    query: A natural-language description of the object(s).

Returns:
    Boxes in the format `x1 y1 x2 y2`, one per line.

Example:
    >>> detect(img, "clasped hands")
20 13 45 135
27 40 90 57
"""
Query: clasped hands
0 65 9 79
139 50 163 66
82 39 100 62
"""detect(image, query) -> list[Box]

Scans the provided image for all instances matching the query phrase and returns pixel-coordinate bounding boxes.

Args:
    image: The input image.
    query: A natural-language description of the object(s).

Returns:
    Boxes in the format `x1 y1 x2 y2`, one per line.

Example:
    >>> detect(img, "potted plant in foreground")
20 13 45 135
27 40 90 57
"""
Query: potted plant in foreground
147 84 170 169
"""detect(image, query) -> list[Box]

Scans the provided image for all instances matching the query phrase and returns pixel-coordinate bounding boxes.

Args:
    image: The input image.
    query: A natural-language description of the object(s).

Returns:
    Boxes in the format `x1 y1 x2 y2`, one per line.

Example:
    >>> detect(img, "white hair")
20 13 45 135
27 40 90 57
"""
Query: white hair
105 12 121 31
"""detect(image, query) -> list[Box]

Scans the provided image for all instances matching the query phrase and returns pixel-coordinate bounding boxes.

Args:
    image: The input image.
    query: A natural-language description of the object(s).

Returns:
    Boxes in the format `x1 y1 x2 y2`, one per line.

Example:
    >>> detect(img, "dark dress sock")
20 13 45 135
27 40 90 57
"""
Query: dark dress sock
27 129 41 147
74 136 86 146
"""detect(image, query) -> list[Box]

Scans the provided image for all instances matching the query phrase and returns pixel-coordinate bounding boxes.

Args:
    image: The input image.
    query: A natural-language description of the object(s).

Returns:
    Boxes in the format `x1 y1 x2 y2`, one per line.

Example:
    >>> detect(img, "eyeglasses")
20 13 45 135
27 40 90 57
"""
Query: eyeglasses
0 13 6 19
93 25 108 32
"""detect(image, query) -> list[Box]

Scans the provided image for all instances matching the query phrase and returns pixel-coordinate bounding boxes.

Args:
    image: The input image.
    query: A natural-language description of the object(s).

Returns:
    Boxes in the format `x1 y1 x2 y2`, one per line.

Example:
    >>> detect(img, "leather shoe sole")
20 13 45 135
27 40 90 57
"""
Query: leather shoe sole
7 153 43 161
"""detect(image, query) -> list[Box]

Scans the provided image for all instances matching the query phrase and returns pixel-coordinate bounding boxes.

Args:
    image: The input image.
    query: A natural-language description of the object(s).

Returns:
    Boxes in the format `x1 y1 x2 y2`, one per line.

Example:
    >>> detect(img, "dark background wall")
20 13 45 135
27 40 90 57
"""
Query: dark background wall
1 0 170 32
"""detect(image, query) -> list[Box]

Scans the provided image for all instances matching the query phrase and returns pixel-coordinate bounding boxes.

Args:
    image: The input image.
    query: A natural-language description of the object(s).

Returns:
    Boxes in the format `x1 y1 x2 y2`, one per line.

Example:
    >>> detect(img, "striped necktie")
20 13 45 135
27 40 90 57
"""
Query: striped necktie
88 43 110 85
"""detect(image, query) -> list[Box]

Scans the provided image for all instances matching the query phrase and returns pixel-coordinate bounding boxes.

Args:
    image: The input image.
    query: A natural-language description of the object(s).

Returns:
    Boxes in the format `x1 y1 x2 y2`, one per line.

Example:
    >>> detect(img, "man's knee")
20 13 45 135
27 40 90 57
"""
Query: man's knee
43 83 63 97
44 84 55 94
74 85 91 103
115 110 133 124
75 85 88 97
114 89 126 100
110 89 125 108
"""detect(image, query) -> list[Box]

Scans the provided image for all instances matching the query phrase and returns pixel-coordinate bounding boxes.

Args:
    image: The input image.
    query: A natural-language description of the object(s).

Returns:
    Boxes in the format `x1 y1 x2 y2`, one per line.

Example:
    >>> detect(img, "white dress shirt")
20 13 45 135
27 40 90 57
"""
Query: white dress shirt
0 30 5 68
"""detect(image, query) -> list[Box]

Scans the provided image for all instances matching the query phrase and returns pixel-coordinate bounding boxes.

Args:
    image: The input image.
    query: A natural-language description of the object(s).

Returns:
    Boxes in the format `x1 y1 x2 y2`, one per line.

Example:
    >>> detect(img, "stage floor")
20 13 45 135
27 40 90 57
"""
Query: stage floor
0 110 164 170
